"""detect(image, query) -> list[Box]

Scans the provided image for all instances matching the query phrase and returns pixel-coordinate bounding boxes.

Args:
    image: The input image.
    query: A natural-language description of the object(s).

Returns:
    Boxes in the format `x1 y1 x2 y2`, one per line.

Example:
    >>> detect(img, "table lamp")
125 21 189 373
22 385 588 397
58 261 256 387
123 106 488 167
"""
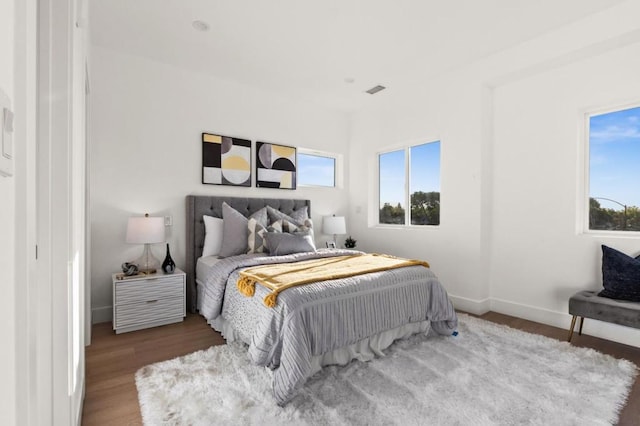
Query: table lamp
126 213 165 273
323 215 346 247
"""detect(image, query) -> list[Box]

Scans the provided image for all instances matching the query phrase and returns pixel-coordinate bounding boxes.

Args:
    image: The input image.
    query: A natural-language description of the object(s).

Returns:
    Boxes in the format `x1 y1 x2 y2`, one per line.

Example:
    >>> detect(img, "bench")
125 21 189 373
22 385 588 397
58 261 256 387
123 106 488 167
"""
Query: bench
568 290 640 342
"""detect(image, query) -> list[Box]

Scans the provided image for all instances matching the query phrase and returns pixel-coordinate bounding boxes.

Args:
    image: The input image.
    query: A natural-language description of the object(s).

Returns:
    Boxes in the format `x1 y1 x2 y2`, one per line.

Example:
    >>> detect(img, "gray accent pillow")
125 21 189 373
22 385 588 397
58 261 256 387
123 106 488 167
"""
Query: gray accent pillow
265 232 316 256
266 205 315 243
266 205 308 225
219 203 268 258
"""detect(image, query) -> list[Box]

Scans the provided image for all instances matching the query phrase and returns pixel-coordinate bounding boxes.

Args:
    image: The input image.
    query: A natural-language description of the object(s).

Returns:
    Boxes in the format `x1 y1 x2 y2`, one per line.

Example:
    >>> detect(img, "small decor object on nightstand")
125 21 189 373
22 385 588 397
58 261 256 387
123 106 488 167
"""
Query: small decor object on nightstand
344 236 357 249
121 262 139 276
326 241 337 249
162 243 176 274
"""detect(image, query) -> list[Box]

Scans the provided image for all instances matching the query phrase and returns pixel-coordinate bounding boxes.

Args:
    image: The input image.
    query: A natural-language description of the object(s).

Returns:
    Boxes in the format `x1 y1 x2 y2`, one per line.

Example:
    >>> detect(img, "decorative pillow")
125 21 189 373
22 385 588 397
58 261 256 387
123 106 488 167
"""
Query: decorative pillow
265 232 316 256
293 228 316 251
598 245 640 302
297 218 314 235
219 203 268 258
266 205 309 225
267 219 299 234
267 206 315 246
202 215 224 257
247 218 268 254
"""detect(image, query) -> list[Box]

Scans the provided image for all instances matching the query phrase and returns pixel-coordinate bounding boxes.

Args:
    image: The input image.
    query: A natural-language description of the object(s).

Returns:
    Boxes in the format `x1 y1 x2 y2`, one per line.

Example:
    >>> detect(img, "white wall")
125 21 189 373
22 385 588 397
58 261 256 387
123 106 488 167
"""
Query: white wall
90 46 351 322
491 41 640 346
349 1 640 347
349 71 490 311
0 0 16 423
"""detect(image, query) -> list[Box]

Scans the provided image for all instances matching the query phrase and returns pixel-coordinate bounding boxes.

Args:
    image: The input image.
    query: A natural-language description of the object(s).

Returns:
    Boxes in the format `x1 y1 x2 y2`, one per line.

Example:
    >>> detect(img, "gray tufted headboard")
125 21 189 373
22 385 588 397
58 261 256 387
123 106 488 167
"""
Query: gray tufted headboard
185 195 311 312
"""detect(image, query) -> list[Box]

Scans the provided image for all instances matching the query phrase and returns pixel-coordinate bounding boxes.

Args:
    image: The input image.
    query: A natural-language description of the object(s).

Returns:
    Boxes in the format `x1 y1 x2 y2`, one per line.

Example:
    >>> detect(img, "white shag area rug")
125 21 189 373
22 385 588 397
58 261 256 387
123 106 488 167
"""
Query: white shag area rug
135 314 637 426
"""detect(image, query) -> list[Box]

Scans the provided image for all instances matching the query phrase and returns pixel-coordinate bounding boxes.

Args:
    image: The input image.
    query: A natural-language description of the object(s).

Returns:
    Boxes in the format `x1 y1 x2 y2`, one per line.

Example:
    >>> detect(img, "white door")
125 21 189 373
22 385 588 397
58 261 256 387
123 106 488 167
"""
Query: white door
36 0 88 423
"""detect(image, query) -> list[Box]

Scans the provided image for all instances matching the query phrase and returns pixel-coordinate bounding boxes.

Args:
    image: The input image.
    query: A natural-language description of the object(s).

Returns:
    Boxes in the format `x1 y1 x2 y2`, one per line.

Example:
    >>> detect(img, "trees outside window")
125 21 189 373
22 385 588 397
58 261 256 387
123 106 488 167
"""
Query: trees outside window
379 141 440 226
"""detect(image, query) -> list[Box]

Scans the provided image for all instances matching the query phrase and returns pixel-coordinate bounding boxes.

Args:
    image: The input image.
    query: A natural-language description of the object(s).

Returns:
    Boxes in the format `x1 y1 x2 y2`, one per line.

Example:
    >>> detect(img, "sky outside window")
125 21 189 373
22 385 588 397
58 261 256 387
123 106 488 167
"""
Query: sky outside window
379 149 405 208
410 142 440 196
589 106 640 209
298 153 335 187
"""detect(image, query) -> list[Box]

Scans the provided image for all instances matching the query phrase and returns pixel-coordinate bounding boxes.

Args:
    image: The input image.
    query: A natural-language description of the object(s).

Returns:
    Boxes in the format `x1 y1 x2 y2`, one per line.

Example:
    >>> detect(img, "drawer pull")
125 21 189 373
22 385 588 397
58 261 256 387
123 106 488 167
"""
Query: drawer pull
146 299 159 304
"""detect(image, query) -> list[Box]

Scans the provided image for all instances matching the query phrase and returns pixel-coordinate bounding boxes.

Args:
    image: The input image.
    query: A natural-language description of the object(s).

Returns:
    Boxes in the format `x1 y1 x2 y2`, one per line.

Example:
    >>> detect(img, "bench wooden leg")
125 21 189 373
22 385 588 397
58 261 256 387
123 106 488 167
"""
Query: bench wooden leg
568 315 578 342
578 316 584 336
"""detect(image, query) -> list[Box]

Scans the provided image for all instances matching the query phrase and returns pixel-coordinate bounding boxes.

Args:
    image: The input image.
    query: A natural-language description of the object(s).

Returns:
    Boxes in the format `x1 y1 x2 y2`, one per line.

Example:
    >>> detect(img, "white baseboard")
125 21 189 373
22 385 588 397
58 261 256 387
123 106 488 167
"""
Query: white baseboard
489 297 640 348
91 305 112 324
449 294 640 347
449 294 491 315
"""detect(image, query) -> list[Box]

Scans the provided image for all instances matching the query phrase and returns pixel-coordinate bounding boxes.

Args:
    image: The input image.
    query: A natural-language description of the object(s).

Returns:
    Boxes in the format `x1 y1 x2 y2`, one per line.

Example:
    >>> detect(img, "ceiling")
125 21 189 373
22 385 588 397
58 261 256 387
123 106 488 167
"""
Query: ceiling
90 0 624 112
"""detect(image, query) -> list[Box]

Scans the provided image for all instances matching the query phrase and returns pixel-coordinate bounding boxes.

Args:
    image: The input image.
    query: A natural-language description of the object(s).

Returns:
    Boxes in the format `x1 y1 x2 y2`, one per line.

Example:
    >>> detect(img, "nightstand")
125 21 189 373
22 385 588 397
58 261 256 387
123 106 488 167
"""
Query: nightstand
112 268 186 334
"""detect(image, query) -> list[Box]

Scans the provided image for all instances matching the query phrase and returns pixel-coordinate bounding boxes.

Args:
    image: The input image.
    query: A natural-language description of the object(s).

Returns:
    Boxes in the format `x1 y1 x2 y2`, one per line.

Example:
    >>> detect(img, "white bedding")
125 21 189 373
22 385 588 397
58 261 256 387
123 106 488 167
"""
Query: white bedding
195 255 222 287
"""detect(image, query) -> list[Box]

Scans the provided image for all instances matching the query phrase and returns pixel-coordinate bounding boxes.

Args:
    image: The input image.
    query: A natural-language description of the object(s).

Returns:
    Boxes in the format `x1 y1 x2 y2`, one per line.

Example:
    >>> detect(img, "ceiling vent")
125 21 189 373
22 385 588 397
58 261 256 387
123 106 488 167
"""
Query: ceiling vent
365 85 386 95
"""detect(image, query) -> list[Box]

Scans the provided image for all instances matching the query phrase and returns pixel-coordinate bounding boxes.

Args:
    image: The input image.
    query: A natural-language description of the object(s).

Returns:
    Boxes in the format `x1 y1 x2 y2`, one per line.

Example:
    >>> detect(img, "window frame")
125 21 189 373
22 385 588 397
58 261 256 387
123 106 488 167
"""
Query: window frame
582 101 640 235
377 138 441 228
297 148 343 189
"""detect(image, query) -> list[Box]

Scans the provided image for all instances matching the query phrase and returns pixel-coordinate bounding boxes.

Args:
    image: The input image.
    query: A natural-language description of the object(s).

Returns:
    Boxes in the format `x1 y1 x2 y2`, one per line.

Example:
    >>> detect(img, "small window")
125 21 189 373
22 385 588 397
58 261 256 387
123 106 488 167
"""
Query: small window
379 150 406 224
588 105 640 232
379 140 440 226
298 151 338 187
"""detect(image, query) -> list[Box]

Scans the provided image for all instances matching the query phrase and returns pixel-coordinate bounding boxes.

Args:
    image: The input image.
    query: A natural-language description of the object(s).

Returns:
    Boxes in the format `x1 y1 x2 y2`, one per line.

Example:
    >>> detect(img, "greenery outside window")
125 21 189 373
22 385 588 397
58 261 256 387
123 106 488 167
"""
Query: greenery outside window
587 105 640 232
379 140 440 226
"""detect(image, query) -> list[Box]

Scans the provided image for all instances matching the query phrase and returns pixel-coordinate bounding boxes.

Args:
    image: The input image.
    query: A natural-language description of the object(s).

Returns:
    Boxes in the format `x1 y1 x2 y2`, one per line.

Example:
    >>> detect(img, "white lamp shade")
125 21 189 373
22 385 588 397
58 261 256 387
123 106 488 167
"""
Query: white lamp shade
323 215 346 235
126 216 165 244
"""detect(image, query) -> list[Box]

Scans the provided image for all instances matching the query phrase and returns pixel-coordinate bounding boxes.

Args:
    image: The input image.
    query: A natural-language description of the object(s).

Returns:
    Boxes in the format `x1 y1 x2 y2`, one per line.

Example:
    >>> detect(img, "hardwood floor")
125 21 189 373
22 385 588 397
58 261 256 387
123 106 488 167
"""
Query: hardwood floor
82 315 224 425
82 312 640 425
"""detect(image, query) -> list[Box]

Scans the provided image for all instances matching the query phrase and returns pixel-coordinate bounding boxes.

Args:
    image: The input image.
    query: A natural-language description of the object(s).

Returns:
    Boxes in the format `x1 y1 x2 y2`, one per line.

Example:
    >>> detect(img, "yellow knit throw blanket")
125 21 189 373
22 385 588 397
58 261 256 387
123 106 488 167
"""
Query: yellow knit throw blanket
237 253 430 308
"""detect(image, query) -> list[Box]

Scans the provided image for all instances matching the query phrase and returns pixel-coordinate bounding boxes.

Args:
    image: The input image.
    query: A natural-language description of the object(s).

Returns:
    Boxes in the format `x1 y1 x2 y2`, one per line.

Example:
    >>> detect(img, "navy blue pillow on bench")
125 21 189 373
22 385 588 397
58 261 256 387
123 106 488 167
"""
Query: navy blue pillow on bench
598 245 640 302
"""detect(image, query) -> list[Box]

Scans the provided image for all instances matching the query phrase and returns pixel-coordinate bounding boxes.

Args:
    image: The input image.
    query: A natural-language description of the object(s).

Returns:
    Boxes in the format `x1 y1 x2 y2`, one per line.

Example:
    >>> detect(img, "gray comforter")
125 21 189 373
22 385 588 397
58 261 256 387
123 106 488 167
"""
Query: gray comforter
199 249 458 405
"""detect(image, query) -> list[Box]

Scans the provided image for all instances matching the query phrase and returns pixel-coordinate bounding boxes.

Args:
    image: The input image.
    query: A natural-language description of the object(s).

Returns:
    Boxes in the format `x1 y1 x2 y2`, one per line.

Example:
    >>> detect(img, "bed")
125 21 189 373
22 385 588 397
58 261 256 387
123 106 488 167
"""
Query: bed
186 195 458 405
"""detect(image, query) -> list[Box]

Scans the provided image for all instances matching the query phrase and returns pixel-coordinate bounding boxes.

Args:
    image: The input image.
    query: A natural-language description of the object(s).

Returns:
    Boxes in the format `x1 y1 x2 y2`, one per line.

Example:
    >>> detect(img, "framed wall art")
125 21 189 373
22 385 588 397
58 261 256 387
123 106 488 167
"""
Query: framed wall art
256 141 297 189
202 133 251 187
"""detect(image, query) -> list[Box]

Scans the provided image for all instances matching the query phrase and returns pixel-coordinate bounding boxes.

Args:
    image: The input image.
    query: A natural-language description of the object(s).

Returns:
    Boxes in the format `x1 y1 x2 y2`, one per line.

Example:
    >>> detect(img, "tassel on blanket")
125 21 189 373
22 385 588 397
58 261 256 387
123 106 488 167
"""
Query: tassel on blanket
237 276 256 297
263 292 278 308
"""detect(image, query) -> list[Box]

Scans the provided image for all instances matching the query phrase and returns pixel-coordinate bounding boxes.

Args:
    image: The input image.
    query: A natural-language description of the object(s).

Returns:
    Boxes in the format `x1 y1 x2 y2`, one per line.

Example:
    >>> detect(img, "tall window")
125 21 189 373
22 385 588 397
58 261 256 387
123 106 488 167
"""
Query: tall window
298 151 338 187
379 140 441 226
588 105 640 231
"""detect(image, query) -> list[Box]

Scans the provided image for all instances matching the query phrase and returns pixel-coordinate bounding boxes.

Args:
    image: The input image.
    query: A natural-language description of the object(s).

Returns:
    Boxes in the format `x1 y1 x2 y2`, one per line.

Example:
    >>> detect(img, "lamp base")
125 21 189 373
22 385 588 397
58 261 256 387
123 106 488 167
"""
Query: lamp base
133 243 161 275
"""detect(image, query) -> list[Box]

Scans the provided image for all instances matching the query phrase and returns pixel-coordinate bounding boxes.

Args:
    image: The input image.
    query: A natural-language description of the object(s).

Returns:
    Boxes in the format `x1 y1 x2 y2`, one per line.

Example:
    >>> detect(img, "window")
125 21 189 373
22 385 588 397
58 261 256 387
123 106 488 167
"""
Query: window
587 105 640 232
298 150 339 187
379 140 440 226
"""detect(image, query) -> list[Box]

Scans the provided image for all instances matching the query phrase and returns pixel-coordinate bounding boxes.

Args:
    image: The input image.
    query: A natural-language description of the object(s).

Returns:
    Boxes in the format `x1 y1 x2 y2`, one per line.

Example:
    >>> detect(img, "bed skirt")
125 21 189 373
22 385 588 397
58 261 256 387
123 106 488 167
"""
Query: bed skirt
206 313 431 376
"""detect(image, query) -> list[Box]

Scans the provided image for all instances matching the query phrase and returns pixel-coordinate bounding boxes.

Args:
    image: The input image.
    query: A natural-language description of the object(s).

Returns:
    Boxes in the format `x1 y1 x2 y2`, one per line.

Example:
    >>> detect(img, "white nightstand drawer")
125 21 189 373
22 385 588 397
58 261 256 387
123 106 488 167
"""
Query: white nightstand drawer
115 275 183 305
115 297 185 328
112 268 186 334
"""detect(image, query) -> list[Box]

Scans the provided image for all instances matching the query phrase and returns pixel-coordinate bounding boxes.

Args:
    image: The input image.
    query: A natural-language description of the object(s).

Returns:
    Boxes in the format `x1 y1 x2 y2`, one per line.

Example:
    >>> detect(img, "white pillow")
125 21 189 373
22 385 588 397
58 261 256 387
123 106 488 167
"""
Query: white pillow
202 215 224 257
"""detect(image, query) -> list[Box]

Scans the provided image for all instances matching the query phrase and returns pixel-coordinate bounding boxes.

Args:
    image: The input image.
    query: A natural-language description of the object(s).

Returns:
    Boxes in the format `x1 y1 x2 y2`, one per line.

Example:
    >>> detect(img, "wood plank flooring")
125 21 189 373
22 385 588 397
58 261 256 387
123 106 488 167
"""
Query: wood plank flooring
82 315 224 425
82 312 640 425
